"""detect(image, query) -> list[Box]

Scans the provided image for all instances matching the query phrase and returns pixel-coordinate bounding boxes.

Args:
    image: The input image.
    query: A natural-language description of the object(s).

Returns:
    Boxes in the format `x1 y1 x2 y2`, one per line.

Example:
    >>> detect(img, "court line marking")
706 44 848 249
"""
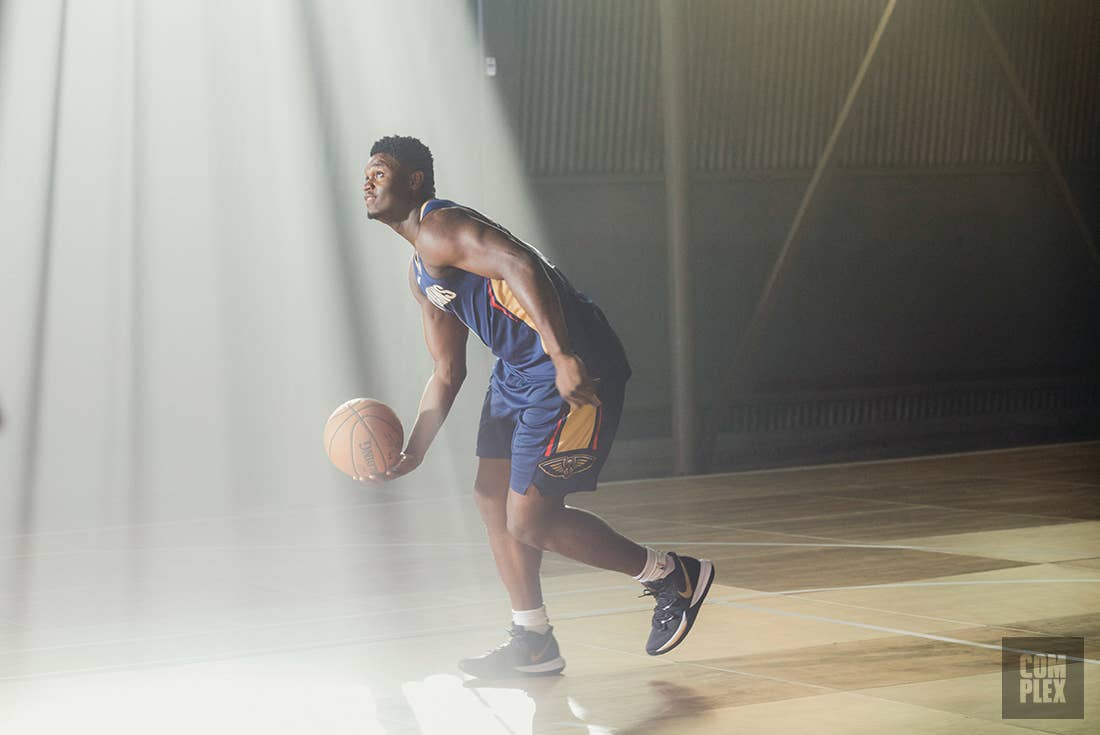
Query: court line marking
0 537 982 563
710 600 1100 665
809 492 1096 524
705 578 1100 638
601 439 1100 485
0 534 998 563
4 441 1094 542
558 580 1100 624
639 535 1100 563
0 535 1088 620
608 506 1073 556
714 578 1100 597
12 576 1086 655
0 546 1095 656
596 508 909 543
0 537 1079 604
598 506 1098 560
1 578 1096 681
643 540 966 552
752 593 1075 636
614 500 1087 530
592 479 1098 535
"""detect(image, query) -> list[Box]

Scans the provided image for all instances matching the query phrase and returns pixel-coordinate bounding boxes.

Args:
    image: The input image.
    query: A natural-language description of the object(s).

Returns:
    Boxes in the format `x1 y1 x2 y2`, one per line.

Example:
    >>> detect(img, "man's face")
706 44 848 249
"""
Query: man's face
363 153 411 221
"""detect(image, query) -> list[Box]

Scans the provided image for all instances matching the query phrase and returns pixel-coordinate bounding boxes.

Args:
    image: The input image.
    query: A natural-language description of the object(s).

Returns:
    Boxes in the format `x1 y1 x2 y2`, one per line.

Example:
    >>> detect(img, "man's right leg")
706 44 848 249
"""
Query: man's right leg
472 457 544 611
461 457 565 677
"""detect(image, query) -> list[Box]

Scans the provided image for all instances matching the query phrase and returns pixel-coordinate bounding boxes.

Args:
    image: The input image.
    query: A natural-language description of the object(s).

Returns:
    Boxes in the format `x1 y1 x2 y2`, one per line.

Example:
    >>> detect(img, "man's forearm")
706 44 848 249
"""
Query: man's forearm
504 255 573 359
502 254 600 406
405 370 464 458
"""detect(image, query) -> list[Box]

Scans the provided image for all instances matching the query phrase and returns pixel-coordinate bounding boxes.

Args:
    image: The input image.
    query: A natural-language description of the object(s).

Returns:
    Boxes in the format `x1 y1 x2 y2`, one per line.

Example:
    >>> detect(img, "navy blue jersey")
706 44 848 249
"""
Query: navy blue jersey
413 198 631 382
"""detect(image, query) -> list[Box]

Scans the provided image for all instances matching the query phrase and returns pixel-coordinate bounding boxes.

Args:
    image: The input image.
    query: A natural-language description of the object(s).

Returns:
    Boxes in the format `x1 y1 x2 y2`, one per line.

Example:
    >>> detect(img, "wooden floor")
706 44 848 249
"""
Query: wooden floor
1 441 1098 733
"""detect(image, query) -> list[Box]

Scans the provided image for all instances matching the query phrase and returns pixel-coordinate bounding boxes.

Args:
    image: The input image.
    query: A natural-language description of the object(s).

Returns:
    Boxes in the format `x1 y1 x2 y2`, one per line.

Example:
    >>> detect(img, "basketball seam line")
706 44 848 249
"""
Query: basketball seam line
325 407 362 459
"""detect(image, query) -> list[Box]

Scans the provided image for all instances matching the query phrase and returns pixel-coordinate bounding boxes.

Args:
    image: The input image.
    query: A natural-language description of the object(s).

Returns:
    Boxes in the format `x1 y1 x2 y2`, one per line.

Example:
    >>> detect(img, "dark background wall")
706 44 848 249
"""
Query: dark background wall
479 0 1100 477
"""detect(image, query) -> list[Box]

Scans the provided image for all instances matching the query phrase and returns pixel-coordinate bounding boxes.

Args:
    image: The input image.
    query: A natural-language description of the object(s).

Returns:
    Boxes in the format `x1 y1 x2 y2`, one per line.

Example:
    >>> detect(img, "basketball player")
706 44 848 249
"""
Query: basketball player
361 135 714 677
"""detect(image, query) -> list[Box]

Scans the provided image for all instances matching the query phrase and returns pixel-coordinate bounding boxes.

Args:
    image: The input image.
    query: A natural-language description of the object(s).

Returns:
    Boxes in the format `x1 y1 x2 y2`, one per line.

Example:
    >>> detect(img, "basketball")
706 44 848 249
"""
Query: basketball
323 398 404 478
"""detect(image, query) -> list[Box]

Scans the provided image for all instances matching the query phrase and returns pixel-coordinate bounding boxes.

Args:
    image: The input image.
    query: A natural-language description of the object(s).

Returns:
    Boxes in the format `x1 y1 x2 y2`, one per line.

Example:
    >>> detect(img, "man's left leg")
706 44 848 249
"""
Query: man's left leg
506 484 715 656
504 485 644 575
497 378 715 659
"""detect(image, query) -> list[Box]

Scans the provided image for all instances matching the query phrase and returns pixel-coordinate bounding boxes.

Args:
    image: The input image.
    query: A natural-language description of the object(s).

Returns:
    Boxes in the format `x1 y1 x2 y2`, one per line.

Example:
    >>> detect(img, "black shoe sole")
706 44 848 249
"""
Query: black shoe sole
457 658 566 679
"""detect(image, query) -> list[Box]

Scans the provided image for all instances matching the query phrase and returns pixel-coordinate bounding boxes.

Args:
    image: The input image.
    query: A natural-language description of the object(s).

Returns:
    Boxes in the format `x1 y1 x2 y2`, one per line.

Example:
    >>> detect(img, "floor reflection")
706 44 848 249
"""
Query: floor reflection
396 670 716 734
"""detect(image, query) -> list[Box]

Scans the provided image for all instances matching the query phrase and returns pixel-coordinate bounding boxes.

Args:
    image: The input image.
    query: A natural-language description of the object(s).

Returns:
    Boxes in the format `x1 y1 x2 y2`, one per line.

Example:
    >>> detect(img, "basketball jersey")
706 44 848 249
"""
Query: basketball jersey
413 198 631 382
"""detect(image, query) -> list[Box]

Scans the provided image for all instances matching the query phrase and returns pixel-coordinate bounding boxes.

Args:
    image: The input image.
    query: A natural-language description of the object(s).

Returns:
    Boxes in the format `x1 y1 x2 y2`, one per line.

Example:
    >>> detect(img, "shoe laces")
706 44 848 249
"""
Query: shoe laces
639 580 682 628
483 625 526 655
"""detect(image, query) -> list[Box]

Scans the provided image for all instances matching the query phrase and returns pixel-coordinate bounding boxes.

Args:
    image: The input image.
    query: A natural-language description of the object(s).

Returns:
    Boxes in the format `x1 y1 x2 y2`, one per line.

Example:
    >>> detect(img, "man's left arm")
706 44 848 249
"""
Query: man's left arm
418 212 600 409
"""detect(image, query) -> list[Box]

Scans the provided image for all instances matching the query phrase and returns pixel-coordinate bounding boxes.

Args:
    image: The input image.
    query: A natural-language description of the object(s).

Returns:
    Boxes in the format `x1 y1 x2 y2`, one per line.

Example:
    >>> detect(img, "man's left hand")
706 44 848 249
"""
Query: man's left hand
553 353 601 410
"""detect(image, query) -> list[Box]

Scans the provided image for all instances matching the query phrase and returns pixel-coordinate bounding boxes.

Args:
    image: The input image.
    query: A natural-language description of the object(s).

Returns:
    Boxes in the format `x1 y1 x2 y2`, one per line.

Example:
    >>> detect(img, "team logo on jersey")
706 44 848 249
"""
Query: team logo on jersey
425 284 457 311
539 453 597 479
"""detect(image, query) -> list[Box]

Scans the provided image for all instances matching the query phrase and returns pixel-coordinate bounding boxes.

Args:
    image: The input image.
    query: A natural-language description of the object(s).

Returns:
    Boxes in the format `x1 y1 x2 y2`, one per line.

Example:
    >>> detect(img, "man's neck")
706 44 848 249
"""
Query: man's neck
386 198 430 245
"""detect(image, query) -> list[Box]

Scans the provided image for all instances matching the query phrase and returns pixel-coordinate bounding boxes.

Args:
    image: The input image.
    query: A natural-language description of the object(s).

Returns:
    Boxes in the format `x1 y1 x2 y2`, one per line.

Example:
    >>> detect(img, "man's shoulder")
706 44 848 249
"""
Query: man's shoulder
416 205 482 260
421 198 461 217
418 198 469 233
420 203 471 231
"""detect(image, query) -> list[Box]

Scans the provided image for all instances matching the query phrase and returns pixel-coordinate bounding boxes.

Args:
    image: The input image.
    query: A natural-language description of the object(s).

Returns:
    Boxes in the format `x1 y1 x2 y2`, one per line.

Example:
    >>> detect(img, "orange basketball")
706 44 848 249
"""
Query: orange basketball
323 398 404 478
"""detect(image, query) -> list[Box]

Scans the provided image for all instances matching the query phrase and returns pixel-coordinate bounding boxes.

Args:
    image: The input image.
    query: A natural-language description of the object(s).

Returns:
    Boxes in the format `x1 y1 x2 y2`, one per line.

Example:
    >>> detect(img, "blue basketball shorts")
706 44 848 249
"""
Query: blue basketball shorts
476 366 627 496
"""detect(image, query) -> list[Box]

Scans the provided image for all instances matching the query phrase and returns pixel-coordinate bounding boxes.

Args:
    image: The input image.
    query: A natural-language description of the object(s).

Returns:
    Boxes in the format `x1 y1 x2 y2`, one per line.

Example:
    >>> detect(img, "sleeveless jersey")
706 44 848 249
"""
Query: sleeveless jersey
412 198 630 382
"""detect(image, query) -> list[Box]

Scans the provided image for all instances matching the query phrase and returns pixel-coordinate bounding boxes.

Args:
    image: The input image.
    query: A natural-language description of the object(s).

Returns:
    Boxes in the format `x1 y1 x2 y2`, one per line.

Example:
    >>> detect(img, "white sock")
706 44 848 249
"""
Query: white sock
633 548 674 584
512 605 551 635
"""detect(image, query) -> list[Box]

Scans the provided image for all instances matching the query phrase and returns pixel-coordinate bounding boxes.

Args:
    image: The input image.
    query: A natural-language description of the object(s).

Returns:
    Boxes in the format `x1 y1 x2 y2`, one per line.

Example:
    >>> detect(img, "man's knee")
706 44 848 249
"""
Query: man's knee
472 486 507 537
473 478 503 501
473 460 509 509
473 459 509 500
506 508 552 549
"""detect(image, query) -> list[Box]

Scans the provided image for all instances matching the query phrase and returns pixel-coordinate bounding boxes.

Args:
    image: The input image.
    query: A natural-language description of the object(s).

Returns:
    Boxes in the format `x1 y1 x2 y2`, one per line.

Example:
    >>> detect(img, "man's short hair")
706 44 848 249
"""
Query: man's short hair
370 135 435 198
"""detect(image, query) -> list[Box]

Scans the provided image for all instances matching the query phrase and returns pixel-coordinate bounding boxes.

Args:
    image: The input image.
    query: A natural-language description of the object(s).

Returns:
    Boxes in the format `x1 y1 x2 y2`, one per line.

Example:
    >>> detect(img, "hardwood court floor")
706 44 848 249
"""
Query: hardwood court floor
0 441 1097 733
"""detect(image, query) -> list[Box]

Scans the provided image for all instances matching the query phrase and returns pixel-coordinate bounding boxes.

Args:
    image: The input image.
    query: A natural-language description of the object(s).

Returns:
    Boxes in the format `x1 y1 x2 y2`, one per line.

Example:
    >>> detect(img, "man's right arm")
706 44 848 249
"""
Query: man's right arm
375 259 469 480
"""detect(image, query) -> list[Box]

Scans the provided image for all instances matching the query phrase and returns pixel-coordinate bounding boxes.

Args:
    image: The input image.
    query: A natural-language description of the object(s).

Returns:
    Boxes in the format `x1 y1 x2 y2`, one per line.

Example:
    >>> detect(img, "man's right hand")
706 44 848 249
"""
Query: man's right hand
354 450 422 484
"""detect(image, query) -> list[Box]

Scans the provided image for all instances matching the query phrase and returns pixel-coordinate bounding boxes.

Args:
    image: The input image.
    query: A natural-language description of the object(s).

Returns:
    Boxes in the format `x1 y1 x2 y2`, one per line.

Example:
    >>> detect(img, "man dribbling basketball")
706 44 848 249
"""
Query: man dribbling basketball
361 135 714 677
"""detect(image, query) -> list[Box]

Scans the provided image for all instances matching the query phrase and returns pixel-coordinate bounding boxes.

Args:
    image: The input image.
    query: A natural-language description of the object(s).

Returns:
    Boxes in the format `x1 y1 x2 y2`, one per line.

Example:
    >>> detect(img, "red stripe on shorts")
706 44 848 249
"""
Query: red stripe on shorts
544 417 565 457
590 404 604 450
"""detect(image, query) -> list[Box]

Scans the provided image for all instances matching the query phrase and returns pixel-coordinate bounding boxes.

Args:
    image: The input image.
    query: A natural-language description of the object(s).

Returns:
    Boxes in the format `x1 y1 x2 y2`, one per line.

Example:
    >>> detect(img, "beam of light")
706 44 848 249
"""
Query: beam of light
0 0 552 723
0 672 389 734
0 0 544 526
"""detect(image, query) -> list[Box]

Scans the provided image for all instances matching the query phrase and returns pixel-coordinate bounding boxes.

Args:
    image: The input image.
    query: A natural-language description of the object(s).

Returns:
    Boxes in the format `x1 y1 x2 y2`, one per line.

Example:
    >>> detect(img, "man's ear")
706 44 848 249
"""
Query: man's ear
409 170 425 191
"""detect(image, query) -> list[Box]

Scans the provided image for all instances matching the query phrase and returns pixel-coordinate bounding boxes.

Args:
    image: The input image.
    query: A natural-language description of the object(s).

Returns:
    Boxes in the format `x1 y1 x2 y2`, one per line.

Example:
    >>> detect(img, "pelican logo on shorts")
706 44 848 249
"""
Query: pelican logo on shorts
539 453 597 479
425 285 457 311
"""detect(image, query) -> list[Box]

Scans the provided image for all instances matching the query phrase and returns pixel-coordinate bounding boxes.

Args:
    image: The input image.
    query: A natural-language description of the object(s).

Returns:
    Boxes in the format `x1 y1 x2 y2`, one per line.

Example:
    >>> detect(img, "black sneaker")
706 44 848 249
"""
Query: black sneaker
641 553 715 656
457 624 566 678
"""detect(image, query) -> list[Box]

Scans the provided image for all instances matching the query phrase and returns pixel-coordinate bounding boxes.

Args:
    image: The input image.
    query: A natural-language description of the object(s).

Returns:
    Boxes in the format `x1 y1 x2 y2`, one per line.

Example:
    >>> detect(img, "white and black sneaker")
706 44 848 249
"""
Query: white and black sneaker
641 553 715 656
458 624 566 678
